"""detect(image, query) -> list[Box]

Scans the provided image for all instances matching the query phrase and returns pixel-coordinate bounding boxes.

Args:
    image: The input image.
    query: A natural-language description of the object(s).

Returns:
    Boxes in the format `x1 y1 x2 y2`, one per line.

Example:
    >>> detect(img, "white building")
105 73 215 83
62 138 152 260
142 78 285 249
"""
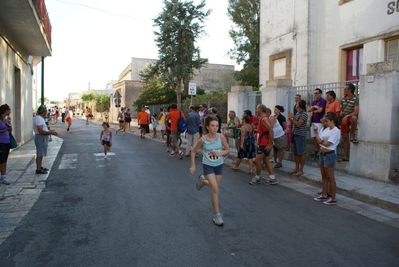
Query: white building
260 0 398 88
257 0 399 182
0 0 52 144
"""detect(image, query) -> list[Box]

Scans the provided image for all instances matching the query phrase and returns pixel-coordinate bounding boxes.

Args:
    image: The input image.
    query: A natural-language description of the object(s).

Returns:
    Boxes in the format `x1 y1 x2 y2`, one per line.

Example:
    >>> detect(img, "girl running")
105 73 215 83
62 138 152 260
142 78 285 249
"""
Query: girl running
190 116 230 226
100 122 112 158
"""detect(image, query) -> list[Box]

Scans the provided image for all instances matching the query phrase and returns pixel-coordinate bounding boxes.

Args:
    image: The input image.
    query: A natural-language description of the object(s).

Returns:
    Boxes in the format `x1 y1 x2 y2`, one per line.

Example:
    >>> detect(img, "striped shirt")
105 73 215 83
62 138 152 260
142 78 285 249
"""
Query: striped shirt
341 95 359 116
293 110 308 136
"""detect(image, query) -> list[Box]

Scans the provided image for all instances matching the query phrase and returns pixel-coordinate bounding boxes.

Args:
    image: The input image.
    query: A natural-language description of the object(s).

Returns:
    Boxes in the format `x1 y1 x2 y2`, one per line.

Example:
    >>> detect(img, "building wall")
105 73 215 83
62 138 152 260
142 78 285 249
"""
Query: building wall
0 36 34 144
260 0 399 87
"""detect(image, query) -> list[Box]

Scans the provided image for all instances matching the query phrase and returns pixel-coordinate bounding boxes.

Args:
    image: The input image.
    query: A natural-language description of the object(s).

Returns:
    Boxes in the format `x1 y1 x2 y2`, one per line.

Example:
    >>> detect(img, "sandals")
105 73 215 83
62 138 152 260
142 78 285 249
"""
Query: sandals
41 167 49 171
288 170 299 174
35 169 48 174
231 167 239 172
337 158 349 162
350 139 359 144
274 163 282 168
293 172 304 176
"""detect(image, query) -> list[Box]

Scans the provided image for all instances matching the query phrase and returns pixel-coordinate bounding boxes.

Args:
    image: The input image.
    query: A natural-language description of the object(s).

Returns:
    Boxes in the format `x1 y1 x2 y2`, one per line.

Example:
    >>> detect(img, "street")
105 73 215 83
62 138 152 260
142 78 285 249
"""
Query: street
0 119 398 267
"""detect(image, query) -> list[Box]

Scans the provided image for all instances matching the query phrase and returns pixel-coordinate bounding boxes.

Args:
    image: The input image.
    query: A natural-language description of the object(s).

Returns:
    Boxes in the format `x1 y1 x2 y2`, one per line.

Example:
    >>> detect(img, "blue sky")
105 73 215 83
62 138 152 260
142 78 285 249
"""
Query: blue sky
40 0 239 101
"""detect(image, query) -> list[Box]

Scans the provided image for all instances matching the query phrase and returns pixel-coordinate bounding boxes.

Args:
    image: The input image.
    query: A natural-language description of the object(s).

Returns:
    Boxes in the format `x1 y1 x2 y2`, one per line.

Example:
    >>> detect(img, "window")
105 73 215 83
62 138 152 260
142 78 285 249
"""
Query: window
269 50 292 80
385 38 399 61
346 47 363 80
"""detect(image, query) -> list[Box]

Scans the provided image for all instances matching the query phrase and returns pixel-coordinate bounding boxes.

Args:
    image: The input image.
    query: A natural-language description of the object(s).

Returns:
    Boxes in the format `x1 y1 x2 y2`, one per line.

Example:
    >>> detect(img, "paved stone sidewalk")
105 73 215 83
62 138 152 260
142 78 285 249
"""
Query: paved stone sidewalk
0 137 63 245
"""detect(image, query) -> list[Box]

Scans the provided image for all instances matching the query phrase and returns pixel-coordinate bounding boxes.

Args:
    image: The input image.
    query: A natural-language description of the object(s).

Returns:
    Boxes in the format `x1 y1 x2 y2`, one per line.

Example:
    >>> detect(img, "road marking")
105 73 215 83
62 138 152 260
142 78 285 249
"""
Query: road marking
93 152 115 157
58 154 78 169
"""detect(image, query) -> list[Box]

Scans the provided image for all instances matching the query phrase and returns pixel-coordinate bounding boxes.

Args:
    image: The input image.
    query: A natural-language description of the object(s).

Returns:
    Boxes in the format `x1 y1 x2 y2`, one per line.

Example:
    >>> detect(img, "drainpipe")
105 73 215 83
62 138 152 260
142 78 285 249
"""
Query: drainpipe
41 56 44 105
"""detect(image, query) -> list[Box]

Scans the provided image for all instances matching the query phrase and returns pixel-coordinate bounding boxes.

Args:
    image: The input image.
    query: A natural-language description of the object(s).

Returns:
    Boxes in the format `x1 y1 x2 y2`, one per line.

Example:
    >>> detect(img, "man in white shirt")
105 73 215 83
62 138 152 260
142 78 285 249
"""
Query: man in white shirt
34 105 58 174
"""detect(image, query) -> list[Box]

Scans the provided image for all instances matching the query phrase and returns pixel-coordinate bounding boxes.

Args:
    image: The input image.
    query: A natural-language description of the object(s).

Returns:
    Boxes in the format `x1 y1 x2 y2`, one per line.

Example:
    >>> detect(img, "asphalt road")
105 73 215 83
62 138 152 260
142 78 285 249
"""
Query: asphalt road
0 119 398 267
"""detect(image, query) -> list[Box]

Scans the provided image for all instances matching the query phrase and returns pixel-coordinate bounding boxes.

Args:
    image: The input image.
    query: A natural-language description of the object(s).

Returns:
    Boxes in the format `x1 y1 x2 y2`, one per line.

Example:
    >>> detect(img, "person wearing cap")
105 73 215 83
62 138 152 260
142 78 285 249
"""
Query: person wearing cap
34 105 58 174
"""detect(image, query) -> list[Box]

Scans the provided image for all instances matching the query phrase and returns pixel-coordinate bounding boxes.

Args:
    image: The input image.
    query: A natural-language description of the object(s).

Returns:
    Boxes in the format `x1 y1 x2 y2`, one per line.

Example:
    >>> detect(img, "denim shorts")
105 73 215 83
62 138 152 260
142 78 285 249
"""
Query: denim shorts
319 152 336 168
292 135 306 155
203 164 223 175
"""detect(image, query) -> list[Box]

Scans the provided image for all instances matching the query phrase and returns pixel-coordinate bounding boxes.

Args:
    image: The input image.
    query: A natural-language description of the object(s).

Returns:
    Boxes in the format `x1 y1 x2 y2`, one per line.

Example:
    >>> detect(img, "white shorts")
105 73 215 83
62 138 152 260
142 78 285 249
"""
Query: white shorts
159 124 165 131
310 122 323 138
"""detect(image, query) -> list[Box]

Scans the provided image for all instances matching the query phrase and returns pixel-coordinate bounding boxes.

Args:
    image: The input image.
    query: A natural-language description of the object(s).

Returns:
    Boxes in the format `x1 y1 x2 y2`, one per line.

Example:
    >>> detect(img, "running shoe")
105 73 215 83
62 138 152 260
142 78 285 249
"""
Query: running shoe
166 148 170 152
196 175 205 191
213 213 224 226
104 155 107 159
1 177 11 185
178 151 184 160
264 178 278 185
170 152 175 157
323 198 337 205
317 191 332 198
249 176 261 185
313 194 329 202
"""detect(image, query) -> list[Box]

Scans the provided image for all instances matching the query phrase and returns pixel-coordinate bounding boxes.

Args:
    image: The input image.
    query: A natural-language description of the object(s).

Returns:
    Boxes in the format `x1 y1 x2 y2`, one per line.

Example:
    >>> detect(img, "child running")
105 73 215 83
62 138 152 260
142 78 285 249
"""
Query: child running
100 122 112 159
190 115 230 226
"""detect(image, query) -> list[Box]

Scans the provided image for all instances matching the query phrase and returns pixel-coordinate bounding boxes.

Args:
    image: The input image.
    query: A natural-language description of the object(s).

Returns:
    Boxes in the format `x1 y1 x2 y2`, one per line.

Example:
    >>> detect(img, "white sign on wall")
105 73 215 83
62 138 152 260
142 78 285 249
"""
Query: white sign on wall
188 82 197 95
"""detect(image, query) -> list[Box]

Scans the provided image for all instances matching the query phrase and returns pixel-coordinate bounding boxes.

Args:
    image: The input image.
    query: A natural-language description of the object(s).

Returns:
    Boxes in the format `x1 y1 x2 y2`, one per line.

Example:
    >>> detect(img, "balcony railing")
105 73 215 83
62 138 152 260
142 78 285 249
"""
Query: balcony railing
33 0 52 47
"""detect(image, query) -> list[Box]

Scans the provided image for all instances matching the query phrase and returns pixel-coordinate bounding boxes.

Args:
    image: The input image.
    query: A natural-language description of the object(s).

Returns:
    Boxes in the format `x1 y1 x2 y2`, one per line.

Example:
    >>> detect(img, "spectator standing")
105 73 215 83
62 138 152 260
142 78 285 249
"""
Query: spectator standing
288 100 308 176
270 106 287 168
231 114 255 174
338 84 359 162
293 94 301 115
325 91 341 118
190 115 230 226
209 107 222 133
313 112 341 205
244 110 258 126
158 107 166 141
151 113 158 138
185 105 201 156
0 104 12 185
138 107 150 139
34 105 58 174
308 88 327 157
223 110 241 150
165 103 185 159
200 104 209 135
65 107 73 133
61 106 66 123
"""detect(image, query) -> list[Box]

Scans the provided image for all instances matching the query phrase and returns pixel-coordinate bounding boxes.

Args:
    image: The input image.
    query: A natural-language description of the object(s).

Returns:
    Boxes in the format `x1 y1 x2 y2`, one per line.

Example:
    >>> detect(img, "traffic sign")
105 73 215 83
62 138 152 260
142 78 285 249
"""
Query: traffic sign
188 83 197 96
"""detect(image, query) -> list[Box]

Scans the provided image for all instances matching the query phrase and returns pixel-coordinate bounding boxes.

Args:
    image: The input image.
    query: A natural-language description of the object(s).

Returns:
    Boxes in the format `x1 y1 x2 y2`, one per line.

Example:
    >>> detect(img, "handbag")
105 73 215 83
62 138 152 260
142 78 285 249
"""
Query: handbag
9 131 18 149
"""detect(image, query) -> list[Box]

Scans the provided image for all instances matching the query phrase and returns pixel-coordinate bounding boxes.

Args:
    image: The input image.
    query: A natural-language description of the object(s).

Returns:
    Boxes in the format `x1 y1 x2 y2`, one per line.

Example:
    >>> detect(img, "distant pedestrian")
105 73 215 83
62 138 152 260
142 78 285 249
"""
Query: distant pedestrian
124 108 132 130
158 107 166 141
0 104 12 185
61 106 66 123
190 115 230 226
138 106 150 139
151 113 158 138
209 107 222 133
313 112 340 205
116 107 126 134
231 114 255 174
185 105 201 156
103 108 110 123
165 103 185 159
84 107 89 125
66 107 73 133
34 105 58 174
100 122 112 159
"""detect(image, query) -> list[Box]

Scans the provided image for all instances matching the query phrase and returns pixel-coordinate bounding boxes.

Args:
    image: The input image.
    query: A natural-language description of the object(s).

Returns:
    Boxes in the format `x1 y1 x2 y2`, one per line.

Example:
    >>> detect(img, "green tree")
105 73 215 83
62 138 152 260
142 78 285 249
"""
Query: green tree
81 92 96 104
152 0 210 108
227 0 260 89
96 93 110 110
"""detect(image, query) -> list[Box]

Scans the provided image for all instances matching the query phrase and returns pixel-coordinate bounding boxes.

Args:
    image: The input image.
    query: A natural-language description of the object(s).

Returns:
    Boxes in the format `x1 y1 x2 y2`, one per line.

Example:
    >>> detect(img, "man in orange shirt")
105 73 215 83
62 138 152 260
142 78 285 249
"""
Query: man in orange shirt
138 107 150 139
325 90 341 118
165 103 185 159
